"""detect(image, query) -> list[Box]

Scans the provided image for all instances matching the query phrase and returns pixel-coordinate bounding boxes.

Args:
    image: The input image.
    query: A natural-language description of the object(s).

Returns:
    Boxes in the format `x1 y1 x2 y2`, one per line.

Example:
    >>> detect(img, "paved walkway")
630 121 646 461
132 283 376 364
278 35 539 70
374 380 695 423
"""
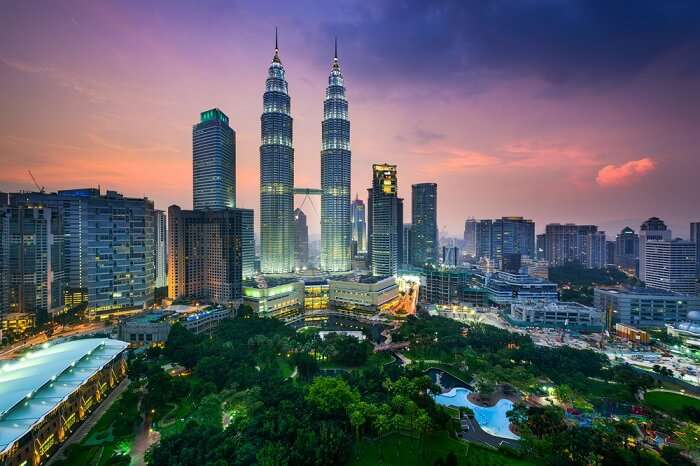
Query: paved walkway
47 378 131 465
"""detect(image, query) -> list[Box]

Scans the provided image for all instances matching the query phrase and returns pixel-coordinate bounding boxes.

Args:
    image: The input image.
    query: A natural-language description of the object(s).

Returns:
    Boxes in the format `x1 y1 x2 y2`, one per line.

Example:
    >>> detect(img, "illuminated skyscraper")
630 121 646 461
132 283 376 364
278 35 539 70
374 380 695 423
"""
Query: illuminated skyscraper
368 164 400 276
193 108 235 210
260 30 294 274
320 40 351 272
351 195 366 254
294 208 309 270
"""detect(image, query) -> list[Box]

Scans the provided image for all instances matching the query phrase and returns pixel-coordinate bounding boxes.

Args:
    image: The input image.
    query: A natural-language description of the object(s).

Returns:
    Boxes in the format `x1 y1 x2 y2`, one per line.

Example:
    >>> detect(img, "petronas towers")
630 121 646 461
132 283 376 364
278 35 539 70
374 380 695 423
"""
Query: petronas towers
260 33 351 274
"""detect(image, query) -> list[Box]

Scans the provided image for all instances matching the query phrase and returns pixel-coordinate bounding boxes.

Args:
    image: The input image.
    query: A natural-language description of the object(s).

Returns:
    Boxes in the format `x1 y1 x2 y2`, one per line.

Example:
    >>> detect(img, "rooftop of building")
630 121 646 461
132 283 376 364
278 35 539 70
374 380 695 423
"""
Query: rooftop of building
595 286 698 297
513 301 599 312
0 338 128 454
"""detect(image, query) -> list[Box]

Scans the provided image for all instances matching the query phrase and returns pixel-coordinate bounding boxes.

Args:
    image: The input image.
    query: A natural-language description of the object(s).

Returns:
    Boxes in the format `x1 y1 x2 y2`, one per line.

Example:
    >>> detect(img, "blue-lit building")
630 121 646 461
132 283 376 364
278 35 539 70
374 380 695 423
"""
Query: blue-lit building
10 189 155 317
260 32 295 274
320 41 352 272
193 108 236 210
411 183 438 267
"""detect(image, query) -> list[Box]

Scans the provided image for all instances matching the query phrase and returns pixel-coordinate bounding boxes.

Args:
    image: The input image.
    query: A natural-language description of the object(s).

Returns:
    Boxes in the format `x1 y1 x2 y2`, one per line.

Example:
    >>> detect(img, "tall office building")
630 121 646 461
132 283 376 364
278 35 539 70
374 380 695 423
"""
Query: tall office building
463 218 478 257
294 208 309 270
645 239 697 294
691 222 700 278
411 183 438 267
10 189 155 315
639 217 671 281
260 31 294 274
154 210 167 289
168 205 252 303
320 41 351 272
7 205 64 323
368 164 400 276
614 226 639 272
397 197 404 269
545 223 606 268
193 108 236 210
351 195 366 254
442 246 460 267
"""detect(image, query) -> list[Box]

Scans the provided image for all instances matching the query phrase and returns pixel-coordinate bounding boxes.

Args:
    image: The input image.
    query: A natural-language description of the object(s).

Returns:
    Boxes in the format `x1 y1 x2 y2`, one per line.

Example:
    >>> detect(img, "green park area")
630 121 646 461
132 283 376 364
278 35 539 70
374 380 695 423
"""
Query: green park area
644 391 700 418
349 432 535 466
86 305 699 466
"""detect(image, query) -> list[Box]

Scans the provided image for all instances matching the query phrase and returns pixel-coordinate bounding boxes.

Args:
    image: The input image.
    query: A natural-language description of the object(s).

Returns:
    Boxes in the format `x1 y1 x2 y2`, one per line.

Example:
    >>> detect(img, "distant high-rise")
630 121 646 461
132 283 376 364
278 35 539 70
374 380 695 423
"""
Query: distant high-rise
320 40 351 272
475 217 535 267
397 197 404 268
645 239 697 294
442 246 460 267
463 218 478 257
193 108 236 210
639 217 671 281
294 208 309 270
154 210 167 289
614 226 639 272
168 206 252 303
260 30 294 274
536 233 547 261
351 195 366 254
411 183 438 267
368 164 400 276
545 223 606 268
691 222 700 278
0 205 9 317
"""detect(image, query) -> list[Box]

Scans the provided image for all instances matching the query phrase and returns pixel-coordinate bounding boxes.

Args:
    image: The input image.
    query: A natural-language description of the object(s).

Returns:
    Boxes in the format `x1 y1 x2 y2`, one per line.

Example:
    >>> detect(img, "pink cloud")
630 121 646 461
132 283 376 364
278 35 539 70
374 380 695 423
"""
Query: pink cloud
596 157 656 187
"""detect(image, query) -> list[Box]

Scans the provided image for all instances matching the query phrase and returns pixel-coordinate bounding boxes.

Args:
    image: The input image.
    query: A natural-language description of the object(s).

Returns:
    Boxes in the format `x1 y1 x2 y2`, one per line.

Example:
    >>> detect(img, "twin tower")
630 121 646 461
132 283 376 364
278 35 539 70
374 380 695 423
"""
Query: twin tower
260 33 351 274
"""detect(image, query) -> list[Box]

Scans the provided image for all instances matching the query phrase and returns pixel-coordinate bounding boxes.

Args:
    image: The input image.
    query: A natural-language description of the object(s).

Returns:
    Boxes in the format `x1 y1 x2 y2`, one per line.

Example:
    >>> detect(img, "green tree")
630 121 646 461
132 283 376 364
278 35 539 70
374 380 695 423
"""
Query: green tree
306 377 360 415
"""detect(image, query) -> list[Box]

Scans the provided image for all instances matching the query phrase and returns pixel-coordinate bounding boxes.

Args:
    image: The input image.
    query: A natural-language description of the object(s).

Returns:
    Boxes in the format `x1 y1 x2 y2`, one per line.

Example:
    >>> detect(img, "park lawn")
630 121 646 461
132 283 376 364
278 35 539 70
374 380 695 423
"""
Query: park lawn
578 378 635 404
348 432 536 466
157 398 195 438
644 390 700 415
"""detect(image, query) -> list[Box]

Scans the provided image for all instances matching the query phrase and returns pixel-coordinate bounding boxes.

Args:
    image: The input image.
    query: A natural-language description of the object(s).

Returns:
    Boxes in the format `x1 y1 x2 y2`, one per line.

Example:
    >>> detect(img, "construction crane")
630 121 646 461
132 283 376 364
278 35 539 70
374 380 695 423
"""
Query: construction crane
28 170 45 193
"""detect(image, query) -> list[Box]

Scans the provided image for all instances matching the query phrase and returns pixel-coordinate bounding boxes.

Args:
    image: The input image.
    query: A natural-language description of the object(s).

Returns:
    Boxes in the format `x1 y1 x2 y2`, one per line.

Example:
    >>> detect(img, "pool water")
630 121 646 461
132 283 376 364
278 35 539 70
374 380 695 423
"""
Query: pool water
434 387 520 440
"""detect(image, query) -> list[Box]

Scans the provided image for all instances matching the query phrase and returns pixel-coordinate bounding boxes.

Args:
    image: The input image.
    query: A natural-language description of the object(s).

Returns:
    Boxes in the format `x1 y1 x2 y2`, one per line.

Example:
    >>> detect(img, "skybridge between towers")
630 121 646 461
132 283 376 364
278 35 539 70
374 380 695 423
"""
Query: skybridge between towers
293 187 322 214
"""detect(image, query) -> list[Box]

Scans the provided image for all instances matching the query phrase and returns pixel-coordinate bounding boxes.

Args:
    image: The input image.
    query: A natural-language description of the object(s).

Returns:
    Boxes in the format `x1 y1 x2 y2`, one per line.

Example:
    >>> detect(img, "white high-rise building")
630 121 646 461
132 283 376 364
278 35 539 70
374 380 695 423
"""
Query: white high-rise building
645 239 697 294
154 210 167 289
639 217 671 282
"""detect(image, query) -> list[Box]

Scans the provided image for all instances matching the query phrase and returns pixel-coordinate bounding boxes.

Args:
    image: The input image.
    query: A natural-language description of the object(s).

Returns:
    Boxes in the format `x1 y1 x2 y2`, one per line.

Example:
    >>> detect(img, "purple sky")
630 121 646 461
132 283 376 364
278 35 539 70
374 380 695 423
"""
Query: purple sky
1 0 699 237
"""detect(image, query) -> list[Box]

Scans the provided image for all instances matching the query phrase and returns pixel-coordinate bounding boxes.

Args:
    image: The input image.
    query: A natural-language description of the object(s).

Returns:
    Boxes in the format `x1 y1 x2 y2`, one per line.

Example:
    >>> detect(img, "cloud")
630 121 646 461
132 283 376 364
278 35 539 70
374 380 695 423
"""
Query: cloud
596 157 656 187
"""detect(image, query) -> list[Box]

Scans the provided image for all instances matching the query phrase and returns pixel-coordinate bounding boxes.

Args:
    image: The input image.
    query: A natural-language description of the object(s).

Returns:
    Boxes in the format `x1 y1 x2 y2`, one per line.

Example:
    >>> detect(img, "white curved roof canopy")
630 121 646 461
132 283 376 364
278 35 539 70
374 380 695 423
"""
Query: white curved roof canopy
0 338 128 454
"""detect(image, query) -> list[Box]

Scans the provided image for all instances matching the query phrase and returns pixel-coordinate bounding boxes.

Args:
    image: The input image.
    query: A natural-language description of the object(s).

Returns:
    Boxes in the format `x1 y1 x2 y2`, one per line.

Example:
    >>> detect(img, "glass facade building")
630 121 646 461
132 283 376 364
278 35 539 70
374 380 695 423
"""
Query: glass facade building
193 108 236 210
411 183 438 267
260 36 294 274
320 44 351 272
294 208 309 270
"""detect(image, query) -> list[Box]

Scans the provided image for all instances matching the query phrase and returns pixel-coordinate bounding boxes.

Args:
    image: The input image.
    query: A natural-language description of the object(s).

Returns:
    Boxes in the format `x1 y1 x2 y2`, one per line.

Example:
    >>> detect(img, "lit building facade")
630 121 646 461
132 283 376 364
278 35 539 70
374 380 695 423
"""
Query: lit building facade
690 222 700 278
193 108 236 210
594 287 700 328
644 239 697 294
154 209 167 289
260 34 294 274
320 43 351 272
475 217 535 267
463 218 478 257
368 164 400 277
351 196 366 254
168 205 253 304
509 302 601 328
328 275 399 316
9 189 155 317
411 183 438 267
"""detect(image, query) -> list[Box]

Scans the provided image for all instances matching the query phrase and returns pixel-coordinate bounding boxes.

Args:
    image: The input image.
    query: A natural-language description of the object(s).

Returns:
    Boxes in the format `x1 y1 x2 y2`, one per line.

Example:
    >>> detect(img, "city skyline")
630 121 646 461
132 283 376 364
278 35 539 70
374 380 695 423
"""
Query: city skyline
2 1 700 237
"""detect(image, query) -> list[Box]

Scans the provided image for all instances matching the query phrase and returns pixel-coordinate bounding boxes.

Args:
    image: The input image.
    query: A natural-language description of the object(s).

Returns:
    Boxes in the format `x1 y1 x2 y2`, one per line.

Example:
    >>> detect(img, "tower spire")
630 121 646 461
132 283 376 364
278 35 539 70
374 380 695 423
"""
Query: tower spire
273 27 281 63
332 37 340 70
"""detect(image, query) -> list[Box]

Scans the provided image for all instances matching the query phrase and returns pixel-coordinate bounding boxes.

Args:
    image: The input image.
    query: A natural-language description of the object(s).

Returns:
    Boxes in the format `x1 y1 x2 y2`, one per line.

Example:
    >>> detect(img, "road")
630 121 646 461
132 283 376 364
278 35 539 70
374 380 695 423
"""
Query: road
0 322 109 360
46 378 131 465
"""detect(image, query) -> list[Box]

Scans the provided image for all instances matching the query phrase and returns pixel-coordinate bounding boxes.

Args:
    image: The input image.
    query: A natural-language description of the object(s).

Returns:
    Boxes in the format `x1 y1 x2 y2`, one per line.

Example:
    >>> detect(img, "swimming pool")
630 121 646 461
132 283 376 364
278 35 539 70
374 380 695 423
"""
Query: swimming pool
434 387 520 440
